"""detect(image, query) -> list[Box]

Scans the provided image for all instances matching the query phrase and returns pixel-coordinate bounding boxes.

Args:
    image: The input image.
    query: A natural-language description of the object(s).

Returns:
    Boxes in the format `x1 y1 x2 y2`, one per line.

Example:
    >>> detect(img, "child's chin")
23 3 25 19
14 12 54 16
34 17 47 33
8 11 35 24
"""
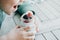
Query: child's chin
6 11 13 15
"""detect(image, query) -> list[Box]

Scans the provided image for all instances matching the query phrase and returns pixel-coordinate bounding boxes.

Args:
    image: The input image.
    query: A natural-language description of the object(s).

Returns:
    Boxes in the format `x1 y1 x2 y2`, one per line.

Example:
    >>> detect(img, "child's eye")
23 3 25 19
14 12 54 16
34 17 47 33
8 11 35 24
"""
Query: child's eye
13 5 19 9
14 5 17 9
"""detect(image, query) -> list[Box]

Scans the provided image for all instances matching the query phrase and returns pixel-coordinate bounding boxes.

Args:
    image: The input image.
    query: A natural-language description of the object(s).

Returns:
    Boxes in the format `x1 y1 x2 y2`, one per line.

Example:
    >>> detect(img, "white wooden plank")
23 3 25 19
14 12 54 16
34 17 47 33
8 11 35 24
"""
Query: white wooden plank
35 34 46 40
43 32 57 40
52 0 60 5
36 11 49 22
52 29 60 40
34 0 45 4
32 3 49 22
43 0 60 18
38 2 56 20
46 0 60 12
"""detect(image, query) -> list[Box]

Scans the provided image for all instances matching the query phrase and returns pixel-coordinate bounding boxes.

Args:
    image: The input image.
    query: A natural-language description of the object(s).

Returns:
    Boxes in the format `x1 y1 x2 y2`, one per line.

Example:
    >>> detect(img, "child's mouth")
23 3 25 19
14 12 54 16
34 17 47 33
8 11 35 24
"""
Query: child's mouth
24 20 29 23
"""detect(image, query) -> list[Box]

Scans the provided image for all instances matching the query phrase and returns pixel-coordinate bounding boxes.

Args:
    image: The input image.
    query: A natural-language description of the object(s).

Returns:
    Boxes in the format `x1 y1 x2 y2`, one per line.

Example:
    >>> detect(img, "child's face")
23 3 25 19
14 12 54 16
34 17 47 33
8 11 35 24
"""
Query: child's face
0 0 24 15
20 11 35 23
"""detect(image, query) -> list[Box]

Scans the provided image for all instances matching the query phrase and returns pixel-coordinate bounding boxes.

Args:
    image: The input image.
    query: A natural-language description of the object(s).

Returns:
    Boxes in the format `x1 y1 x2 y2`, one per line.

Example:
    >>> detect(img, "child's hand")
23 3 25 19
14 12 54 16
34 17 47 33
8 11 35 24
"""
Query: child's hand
7 26 35 40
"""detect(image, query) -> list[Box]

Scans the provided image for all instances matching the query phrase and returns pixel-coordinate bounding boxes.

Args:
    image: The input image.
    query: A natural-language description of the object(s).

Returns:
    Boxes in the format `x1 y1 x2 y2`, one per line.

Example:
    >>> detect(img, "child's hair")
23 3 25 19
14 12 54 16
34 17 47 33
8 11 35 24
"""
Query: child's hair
15 2 36 16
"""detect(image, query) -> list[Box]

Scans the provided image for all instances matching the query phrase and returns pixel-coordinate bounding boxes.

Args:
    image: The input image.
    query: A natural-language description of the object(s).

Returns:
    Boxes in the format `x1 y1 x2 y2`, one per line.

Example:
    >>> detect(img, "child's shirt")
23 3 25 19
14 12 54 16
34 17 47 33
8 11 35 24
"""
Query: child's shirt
0 9 6 27
0 9 6 36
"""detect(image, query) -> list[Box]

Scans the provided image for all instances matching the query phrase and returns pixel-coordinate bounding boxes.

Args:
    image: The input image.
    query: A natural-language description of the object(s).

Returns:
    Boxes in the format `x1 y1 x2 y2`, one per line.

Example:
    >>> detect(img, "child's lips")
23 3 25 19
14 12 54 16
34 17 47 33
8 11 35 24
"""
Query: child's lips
24 20 29 23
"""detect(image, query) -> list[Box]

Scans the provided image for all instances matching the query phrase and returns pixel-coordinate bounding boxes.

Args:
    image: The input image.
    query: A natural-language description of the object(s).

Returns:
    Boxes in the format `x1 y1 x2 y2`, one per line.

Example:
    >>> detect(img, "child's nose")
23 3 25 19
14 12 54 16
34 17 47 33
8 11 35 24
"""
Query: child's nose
27 13 32 17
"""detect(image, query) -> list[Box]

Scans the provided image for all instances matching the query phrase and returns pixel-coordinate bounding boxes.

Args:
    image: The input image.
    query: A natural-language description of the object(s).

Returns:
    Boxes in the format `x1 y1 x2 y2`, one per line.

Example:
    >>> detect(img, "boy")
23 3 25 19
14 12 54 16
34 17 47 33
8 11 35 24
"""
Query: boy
0 0 35 40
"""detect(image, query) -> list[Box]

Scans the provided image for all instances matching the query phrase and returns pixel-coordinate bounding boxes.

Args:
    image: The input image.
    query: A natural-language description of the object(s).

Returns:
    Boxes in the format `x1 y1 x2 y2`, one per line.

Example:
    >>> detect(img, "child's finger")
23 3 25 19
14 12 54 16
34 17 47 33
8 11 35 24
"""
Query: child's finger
14 26 32 32
23 26 31 31
24 36 35 40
